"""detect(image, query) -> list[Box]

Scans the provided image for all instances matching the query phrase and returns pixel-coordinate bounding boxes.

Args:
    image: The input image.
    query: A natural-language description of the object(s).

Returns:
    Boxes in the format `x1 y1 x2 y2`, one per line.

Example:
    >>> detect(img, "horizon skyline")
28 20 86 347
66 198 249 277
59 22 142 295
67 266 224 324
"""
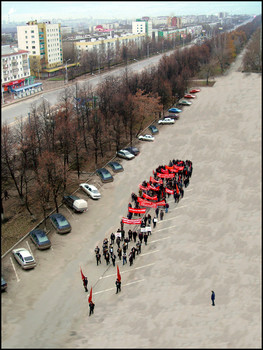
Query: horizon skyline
1 1 261 23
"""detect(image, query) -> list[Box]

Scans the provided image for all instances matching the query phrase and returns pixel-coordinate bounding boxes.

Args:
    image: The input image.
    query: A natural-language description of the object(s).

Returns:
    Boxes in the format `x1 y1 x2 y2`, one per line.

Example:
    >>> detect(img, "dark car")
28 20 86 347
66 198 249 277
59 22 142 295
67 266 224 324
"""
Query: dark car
1 276 7 292
62 195 88 213
96 168 114 183
50 213 71 234
124 146 140 156
108 161 124 173
148 125 159 134
29 229 51 250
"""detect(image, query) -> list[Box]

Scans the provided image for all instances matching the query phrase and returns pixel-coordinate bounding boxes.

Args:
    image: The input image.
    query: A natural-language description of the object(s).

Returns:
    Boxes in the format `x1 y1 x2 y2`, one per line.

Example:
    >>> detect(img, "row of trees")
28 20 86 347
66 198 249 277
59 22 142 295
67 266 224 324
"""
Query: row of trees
2 16 261 226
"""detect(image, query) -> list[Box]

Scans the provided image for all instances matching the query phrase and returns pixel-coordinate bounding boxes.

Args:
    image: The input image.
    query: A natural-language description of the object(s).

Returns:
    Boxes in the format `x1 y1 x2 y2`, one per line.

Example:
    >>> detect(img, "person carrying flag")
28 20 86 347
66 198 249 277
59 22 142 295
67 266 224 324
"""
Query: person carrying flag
115 278 121 294
83 277 88 292
88 287 95 316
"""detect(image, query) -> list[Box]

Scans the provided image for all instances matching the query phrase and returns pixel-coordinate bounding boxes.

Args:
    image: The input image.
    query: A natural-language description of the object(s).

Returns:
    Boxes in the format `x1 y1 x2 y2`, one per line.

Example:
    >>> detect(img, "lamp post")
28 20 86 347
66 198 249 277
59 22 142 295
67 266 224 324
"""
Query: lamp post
65 59 71 84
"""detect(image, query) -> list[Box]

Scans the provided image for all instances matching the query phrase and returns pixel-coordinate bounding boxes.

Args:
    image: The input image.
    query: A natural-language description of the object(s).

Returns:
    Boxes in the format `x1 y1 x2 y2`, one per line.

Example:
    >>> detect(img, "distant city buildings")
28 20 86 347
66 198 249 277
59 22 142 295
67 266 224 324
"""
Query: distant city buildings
132 19 153 38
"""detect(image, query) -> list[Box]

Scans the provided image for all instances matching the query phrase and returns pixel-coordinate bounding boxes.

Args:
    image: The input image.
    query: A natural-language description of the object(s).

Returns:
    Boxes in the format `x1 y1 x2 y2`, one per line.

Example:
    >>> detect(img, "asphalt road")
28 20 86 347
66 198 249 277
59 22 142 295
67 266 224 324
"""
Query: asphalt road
1 51 172 126
1 48 261 348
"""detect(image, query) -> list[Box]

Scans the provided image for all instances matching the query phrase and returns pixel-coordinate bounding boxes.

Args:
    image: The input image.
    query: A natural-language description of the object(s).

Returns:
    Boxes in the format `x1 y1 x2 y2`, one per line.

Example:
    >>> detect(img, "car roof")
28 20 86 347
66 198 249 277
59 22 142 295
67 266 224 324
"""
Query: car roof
82 183 96 189
13 248 31 256
30 229 46 236
50 213 65 219
97 167 110 173
109 161 121 166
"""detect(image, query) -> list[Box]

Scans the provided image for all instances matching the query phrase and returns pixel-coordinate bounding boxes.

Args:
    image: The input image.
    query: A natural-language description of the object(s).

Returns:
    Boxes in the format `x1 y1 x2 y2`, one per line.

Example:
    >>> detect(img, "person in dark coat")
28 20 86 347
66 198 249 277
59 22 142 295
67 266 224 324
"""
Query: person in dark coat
116 278 121 294
132 230 137 242
211 291 215 306
153 217 157 228
147 214 152 225
155 207 159 218
136 240 141 254
89 301 95 316
139 231 143 243
96 252 101 265
110 232 115 245
122 252 127 265
129 252 133 266
83 277 88 292
160 210 164 220
128 229 133 241
111 253 116 267
116 236 121 248
143 232 148 245
117 247 122 260
105 251 110 265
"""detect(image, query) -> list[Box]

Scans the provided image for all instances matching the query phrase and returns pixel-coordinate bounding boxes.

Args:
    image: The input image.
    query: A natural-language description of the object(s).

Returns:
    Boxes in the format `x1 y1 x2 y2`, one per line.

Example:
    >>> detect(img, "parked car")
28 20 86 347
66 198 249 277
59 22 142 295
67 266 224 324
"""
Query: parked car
1 276 7 292
158 118 175 125
12 248 36 269
108 161 124 173
184 94 196 99
169 107 182 113
29 229 51 250
178 99 192 106
96 168 114 183
116 149 135 160
148 125 159 134
189 88 200 93
124 146 140 156
138 134 155 141
50 213 71 234
167 114 179 120
63 195 88 213
79 183 101 199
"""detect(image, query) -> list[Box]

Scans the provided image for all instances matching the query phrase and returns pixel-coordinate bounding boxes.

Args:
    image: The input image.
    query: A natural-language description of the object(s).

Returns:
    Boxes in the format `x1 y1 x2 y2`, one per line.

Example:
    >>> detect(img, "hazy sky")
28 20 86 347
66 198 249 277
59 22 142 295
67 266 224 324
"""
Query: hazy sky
1 1 261 22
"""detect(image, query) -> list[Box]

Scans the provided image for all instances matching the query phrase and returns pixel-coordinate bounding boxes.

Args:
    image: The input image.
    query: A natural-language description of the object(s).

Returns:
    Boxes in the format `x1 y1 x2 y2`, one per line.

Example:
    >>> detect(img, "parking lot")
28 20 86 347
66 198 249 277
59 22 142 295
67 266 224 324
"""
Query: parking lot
1 51 261 348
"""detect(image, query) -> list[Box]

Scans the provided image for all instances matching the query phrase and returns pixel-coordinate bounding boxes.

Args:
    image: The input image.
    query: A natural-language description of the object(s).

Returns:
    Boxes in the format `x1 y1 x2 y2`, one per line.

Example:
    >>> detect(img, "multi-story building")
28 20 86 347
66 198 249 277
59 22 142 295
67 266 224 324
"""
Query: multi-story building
132 19 153 38
1 45 31 91
17 20 63 78
74 33 145 58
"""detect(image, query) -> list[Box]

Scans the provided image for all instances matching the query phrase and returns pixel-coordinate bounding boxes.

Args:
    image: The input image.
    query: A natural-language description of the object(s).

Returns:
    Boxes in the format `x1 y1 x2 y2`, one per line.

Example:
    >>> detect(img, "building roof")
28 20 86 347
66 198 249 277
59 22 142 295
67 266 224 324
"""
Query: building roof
2 45 30 57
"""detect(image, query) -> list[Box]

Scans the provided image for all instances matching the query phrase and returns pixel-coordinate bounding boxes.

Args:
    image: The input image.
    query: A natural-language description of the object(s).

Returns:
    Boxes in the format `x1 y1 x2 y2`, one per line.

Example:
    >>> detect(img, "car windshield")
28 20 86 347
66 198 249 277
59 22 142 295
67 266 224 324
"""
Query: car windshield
92 189 99 193
102 172 112 179
37 234 49 243
57 217 69 227
24 256 33 262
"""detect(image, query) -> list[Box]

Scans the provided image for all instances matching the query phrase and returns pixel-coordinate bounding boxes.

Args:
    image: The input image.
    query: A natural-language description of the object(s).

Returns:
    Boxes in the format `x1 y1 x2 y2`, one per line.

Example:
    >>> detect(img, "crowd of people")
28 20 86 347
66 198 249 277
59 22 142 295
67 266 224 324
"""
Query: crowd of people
93 159 193 274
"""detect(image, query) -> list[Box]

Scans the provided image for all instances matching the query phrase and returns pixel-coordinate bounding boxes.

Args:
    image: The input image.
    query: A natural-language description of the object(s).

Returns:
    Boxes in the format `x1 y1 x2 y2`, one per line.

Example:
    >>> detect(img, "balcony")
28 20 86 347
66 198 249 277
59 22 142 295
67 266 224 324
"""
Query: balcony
12 68 19 73
11 61 18 66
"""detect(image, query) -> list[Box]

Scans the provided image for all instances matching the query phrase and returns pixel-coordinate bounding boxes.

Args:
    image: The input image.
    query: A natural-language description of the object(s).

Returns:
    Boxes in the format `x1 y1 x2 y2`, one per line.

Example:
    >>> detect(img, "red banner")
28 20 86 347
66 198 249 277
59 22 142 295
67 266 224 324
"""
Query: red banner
88 287 93 303
176 184 180 194
173 165 184 171
161 168 169 174
122 217 142 224
147 184 160 191
139 184 148 191
150 176 163 184
142 193 158 201
139 199 157 208
165 188 174 194
157 172 175 178
156 200 166 206
128 207 146 214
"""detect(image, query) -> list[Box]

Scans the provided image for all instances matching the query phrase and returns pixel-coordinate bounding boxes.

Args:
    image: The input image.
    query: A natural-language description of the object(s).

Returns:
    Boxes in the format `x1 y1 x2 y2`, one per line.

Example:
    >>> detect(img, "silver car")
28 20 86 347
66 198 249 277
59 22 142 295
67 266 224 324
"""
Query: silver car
138 134 155 141
12 248 36 269
158 118 175 125
80 183 101 199
116 149 135 160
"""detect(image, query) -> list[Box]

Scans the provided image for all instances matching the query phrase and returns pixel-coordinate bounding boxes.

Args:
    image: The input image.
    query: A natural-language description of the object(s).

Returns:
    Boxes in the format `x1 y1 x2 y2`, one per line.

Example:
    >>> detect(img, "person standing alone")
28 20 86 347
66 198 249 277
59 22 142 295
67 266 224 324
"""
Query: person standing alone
211 291 215 306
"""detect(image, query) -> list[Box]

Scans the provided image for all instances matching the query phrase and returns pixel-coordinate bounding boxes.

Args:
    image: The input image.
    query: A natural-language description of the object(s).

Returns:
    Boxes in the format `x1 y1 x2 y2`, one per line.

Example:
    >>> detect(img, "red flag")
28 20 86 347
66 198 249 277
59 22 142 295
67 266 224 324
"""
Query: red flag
147 184 160 191
117 265 121 282
80 267 85 281
176 184 179 194
165 188 174 194
156 200 166 206
88 287 93 303
139 184 148 191
161 168 169 174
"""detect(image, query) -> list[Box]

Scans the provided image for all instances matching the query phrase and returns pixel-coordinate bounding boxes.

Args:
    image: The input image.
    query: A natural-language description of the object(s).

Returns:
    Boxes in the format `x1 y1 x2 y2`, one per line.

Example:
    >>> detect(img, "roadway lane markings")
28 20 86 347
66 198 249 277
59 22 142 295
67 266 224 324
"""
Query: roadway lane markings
26 241 34 257
10 257 20 283
99 262 155 279
92 279 145 296
148 237 170 243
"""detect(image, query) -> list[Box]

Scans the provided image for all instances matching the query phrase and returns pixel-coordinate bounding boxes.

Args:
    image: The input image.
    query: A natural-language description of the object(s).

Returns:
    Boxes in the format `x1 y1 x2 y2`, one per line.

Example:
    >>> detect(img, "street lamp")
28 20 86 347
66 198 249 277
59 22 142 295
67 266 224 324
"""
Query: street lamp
64 59 71 84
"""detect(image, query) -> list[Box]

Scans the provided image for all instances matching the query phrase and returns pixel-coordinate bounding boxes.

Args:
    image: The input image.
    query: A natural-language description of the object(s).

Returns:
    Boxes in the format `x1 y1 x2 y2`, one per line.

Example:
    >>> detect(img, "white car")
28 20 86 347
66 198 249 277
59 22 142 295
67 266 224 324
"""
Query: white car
80 183 101 199
158 118 175 125
179 99 192 106
117 149 135 160
12 248 36 269
138 134 155 141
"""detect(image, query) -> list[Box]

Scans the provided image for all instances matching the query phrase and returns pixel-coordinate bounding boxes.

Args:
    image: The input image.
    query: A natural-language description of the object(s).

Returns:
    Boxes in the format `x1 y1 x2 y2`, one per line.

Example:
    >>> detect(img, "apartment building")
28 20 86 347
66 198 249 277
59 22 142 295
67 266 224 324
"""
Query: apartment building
132 19 153 38
74 33 145 57
1 45 31 91
17 20 63 77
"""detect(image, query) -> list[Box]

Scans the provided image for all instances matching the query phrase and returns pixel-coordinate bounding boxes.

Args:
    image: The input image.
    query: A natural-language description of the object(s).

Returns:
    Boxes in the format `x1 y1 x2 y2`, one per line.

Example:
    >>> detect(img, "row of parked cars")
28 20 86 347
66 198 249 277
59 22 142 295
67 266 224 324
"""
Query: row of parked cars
2 89 200 288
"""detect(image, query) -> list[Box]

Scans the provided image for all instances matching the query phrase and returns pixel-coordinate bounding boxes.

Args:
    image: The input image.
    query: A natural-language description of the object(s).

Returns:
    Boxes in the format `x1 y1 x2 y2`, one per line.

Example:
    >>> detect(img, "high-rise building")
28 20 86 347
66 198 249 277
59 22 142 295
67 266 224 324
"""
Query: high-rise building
17 20 63 77
132 19 152 38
